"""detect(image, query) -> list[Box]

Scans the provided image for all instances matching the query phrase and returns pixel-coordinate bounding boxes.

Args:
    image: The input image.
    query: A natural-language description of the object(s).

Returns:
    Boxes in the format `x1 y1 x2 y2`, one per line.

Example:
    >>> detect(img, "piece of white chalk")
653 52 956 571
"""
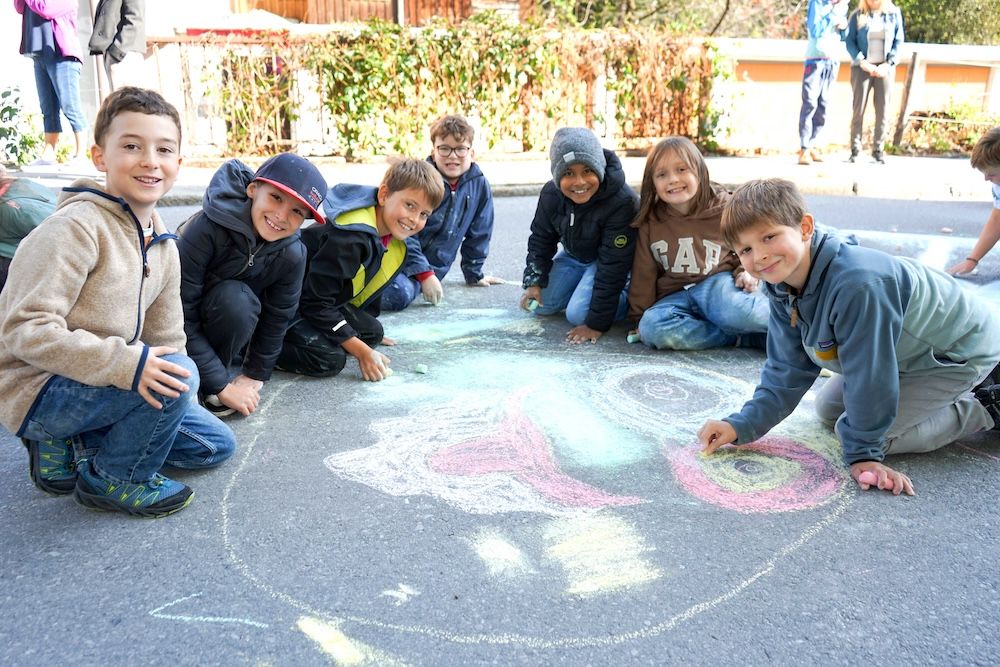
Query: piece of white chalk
414 363 428 374
819 368 834 378
383 367 394 378
527 299 539 312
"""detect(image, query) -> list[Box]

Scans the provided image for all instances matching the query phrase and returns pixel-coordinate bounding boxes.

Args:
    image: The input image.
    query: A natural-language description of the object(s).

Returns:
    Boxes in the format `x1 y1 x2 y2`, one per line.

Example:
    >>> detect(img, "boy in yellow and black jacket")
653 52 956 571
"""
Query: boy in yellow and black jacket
277 159 444 381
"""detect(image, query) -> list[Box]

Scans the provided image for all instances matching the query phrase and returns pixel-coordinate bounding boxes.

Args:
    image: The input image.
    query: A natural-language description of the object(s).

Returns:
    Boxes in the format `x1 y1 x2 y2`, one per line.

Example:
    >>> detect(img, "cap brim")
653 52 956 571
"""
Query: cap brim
254 177 326 224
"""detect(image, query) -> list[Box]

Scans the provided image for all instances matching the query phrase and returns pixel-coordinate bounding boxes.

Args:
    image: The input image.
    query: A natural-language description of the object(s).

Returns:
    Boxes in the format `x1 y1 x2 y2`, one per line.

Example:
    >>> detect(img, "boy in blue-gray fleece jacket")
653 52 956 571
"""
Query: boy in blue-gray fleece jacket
698 178 1000 496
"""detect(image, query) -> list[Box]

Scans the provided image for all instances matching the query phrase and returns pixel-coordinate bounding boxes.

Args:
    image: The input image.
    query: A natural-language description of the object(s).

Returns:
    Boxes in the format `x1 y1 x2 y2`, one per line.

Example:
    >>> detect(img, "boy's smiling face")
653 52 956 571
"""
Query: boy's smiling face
91 111 181 221
246 181 310 242
558 163 600 205
734 215 815 290
376 185 433 241
431 134 474 184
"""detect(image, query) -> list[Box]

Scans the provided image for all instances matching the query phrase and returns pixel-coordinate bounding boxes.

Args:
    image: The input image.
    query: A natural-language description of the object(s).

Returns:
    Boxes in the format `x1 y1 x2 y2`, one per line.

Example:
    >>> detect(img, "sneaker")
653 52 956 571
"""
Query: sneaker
848 150 859 163
974 362 1000 429
203 393 236 418
797 149 812 166
73 459 194 518
809 148 824 162
22 437 76 495
873 151 885 164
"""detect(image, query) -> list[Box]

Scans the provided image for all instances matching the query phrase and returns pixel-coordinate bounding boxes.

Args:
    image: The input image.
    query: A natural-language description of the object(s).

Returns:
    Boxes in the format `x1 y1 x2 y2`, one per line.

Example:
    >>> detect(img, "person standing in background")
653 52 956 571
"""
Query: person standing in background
797 0 849 166
89 0 146 92
846 0 905 164
15 0 89 167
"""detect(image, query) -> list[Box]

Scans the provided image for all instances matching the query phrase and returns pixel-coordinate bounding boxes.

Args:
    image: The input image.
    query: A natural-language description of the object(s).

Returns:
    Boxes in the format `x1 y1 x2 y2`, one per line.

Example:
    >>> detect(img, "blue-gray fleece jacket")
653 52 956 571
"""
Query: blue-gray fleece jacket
403 160 494 284
177 159 306 394
725 231 1000 464
522 149 638 332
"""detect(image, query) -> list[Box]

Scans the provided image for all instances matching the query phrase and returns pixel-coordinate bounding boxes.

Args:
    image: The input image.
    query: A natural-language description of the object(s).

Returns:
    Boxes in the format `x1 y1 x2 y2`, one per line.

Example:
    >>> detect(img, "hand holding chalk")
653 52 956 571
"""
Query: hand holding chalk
697 419 737 454
520 287 542 312
362 349 392 382
626 330 640 344
851 463 914 496
857 471 892 490
421 275 444 306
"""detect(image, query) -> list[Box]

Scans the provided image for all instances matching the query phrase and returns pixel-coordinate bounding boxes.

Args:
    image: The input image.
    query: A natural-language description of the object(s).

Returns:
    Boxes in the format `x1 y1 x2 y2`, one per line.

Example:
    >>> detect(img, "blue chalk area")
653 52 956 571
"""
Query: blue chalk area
382 308 513 343
524 396 652 467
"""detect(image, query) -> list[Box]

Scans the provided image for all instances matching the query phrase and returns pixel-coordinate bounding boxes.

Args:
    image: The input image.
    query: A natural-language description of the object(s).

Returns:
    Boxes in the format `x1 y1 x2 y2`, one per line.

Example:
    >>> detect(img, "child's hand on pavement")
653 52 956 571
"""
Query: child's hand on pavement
137 346 191 409
697 419 737 454
946 258 978 276
357 348 392 382
218 375 263 416
473 276 506 286
851 461 915 496
735 272 759 293
520 286 542 311
566 324 603 344
421 275 444 305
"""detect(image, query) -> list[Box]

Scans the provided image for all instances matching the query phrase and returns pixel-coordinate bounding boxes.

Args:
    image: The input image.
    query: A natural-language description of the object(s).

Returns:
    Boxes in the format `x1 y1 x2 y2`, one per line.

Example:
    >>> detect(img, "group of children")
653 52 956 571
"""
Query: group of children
2 86 1000 518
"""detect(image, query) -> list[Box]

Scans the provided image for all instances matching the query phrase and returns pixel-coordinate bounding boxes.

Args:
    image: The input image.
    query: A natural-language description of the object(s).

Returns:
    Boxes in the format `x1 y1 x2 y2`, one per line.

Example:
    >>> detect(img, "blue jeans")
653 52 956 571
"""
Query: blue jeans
799 58 839 150
19 354 235 483
380 273 422 311
32 58 88 133
534 251 628 326
637 272 769 350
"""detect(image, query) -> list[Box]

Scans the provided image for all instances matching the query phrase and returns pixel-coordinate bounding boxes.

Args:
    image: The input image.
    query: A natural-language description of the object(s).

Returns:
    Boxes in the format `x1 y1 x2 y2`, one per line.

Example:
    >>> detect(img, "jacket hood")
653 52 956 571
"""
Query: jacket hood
763 228 842 300
322 184 381 236
202 159 256 239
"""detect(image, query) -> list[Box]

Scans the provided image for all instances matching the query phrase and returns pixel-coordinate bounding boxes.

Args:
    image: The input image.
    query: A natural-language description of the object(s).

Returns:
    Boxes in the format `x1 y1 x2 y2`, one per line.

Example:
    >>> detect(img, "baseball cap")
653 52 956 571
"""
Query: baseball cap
253 153 328 223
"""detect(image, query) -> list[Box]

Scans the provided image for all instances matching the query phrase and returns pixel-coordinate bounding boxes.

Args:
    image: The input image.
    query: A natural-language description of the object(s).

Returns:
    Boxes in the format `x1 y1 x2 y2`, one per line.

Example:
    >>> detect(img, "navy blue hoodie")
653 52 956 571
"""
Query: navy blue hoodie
402 159 494 284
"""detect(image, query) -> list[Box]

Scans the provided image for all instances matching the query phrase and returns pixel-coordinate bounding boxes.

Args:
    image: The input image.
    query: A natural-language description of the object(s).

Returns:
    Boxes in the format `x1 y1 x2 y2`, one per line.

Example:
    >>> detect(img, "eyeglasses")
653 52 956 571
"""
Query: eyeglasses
435 145 470 157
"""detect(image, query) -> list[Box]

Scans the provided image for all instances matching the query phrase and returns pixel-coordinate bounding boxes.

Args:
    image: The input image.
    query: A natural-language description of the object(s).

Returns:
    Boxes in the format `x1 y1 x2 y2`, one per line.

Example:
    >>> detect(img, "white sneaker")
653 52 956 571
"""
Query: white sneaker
203 394 236 418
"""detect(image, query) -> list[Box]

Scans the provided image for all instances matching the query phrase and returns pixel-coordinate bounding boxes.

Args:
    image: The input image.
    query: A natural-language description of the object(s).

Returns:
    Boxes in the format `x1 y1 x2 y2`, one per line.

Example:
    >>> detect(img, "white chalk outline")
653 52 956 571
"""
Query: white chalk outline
148 592 269 629
219 364 855 649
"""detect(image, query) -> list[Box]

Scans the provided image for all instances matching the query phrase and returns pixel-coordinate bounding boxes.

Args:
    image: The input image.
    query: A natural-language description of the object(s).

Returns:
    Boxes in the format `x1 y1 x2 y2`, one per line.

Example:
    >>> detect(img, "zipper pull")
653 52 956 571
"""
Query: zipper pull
248 252 255 267
790 297 799 328
570 212 575 227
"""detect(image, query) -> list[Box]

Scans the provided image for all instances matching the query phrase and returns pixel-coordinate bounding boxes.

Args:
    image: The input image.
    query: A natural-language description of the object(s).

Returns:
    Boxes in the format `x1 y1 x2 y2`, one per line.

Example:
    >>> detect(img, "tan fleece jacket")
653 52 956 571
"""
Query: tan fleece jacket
0 179 185 434
627 184 743 323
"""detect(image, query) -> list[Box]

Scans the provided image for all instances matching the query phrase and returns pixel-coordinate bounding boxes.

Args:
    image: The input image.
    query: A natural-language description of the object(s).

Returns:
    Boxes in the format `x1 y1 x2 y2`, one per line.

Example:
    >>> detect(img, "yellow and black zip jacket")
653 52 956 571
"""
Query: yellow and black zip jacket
298 184 407 346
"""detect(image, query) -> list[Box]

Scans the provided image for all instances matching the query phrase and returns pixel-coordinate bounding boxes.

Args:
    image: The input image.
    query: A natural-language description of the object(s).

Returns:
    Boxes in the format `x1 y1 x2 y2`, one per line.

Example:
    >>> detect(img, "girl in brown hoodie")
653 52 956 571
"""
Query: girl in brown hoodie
627 136 769 350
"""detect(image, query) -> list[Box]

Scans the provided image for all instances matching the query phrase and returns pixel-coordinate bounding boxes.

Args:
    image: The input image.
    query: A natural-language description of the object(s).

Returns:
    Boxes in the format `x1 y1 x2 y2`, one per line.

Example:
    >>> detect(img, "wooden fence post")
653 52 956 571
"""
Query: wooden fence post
893 50 919 148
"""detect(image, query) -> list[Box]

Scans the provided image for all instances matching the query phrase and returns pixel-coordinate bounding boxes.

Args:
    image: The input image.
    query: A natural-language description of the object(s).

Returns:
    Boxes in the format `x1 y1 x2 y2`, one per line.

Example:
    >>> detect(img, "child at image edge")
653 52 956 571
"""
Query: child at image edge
947 126 1000 276
0 87 236 517
381 114 502 310
177 152 327 418
628 136 768 350
277 159 445 381
698 178 1000 496
521 127 638 344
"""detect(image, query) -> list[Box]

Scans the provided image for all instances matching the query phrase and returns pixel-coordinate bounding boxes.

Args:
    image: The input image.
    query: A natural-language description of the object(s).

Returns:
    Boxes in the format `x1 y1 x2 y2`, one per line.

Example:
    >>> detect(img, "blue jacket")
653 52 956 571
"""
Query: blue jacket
403 160 494 284
805 0 848 61
299 184 403 345
846 5 904 66
725 231 1000 464
177 159 306 395
522 149 639 332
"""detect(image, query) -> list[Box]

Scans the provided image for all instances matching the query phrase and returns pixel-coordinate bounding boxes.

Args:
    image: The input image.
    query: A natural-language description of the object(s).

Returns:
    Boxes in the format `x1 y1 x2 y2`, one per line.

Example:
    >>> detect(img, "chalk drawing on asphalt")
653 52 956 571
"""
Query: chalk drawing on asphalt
470 530 535 578
148 592 269 629
324 385 645 516
380 583 420 606
298 616 406 666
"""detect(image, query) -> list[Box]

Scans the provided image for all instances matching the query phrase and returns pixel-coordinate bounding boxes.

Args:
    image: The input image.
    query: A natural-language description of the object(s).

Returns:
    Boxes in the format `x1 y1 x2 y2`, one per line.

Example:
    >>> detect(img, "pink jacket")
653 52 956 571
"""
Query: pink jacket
14 0 83 62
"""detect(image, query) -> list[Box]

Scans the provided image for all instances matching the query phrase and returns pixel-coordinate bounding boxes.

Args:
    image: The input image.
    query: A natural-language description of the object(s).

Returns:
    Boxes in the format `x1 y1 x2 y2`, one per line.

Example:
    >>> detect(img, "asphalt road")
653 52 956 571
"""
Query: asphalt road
1 195 998 666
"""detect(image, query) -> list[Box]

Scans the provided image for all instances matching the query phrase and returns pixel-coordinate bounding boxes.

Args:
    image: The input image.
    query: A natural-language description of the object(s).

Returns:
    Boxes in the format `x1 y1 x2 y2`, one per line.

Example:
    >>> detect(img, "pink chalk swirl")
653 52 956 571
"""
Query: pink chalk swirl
668 436 841 513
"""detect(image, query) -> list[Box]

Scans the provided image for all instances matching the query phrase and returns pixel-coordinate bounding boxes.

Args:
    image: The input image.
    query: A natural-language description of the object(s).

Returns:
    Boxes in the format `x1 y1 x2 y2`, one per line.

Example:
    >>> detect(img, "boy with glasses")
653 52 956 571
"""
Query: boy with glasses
380 114 502 310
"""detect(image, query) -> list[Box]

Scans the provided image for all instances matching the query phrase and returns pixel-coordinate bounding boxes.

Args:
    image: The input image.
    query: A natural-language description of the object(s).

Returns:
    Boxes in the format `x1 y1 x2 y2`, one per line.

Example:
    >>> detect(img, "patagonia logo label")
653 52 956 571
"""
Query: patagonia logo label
815 340 838 361
613 234 628 248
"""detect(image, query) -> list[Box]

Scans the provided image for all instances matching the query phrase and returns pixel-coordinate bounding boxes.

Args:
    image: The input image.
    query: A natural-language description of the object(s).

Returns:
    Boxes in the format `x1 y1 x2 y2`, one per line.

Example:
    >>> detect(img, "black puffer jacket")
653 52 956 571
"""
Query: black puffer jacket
177 160 306 395
522 149 639 331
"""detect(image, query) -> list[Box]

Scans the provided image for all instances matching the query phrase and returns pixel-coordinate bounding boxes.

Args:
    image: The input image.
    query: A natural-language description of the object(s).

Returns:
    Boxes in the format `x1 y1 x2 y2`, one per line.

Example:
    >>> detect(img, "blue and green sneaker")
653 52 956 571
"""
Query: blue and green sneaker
73 459 194 518
22 438 76 495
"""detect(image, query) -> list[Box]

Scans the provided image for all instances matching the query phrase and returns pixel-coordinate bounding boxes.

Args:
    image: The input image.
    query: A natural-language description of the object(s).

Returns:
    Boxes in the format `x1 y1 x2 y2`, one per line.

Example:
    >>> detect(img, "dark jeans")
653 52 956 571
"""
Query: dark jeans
798 58 839 150
200 280 260 390
276 306 384 377
0 256 10 294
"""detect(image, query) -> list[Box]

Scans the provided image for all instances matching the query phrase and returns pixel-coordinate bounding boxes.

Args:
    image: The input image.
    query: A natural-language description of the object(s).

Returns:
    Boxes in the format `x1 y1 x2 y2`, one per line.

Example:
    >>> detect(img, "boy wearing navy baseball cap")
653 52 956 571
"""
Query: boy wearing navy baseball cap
177 152 327 418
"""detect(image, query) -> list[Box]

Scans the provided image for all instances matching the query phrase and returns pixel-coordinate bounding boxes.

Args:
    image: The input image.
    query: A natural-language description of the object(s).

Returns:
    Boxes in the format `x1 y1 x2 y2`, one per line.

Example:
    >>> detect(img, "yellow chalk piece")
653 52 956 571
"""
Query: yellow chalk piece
297 617 364 665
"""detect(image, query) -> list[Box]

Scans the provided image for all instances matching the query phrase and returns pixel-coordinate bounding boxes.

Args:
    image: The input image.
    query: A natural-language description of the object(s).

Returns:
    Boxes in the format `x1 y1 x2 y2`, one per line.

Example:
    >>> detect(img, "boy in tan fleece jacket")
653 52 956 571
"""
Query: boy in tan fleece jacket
0 87 235 518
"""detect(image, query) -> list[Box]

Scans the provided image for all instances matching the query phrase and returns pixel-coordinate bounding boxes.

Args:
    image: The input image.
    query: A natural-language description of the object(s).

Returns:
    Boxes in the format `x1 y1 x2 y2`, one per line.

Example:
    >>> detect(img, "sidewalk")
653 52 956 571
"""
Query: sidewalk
12 151 991 207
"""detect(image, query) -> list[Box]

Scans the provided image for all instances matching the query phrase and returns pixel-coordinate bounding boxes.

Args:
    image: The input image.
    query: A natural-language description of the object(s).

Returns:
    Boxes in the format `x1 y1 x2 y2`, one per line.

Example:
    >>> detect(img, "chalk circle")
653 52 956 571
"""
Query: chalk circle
668 436 843 513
